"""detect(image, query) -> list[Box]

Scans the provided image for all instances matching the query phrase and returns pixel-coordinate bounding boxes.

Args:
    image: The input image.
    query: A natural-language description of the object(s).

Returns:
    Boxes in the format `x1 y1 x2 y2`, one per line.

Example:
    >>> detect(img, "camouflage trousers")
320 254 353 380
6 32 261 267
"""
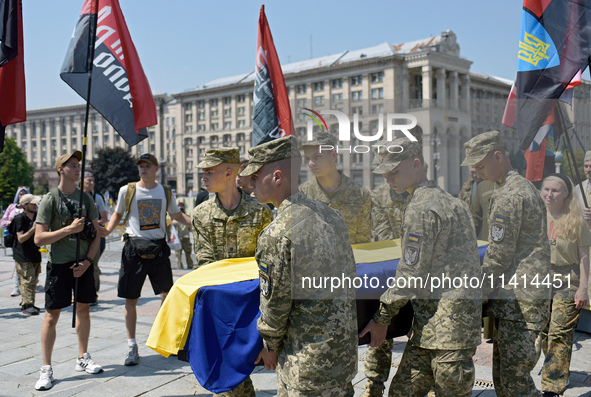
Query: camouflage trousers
540 299 580 394
214 376 255 397
277 378 354 397
15 261 41 307
364 338 394 386
175 237 194 269
388 343 476 397
492 318 541 397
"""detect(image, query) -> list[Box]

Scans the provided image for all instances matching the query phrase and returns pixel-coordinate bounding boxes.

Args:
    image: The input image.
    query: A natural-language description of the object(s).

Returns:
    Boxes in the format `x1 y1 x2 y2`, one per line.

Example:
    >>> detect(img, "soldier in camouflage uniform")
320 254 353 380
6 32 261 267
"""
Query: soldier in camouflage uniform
457 166 479 204
362 148 408 397
361 138 482 397
299 132 371 244
463 131 551 397
540 174 590 397
241 136 358 396
191 148 272 396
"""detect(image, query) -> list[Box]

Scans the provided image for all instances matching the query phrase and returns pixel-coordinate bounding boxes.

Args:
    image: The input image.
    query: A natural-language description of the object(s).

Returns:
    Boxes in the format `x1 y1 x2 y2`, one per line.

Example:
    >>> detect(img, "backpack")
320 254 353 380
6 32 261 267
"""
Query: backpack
4 218 16 248
122 182 172 238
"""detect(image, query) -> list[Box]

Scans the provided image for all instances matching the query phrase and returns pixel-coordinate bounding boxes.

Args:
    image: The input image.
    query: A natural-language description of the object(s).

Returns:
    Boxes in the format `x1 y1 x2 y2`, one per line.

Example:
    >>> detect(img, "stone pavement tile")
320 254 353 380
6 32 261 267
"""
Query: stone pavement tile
251 367 278 395
141 373 210 396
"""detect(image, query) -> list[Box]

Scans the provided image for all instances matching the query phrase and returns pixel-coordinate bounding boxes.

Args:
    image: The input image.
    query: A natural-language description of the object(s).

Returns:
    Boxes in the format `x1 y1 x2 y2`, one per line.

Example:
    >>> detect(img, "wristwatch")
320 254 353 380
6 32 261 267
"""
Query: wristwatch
85 257 95 266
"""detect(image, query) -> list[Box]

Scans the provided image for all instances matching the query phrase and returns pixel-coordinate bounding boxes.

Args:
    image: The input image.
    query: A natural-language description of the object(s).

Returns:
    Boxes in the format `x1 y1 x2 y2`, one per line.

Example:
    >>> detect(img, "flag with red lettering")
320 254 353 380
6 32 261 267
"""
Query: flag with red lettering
0 0 25 153
60 0 156 146
252 5 293 146
503 0 591 150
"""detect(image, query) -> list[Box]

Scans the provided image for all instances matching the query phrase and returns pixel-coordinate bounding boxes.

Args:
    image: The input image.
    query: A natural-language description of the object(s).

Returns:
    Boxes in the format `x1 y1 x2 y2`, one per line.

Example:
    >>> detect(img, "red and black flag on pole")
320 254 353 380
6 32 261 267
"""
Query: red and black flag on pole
252 5 293 146
0 0 25 153
61 0 157 146
504 0 591 151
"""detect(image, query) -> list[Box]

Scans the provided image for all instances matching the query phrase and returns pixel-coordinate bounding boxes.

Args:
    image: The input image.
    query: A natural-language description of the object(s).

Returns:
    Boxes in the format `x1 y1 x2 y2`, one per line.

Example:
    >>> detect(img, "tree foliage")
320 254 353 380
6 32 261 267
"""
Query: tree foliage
559 149 586 184
0 137 34 209
90 147 139 199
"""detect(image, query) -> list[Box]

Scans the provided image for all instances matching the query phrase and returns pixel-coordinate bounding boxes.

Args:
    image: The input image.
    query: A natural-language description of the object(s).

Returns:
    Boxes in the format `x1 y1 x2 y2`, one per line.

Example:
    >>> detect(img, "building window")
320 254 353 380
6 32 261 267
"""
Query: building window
332 93 343 104
185 125 193 133
351 91 363 101
210 98 218 107
237 133 245 142
197 137 205 144
223 134 232 144
185 113 193 122
224 108 232 117
238 120 246 128
350 75 363 86
296 98 307 108
197 100 205 109
296 84 307 94
72 138 77 146
198 124 206 131
185 102 192 111
224 122 232 130
371 72 384 83
314 96 325 106
371 88 384 99
103 121 109 132
372 104 384 114
211 135 218 144
198 111 206 120
237 107 246 116
62 138 67 146
211 123 218 131
223 96 231 105
313 82 324 91
351 106 363 115
210 110 219 119
237 94 245 103
331 79 343 88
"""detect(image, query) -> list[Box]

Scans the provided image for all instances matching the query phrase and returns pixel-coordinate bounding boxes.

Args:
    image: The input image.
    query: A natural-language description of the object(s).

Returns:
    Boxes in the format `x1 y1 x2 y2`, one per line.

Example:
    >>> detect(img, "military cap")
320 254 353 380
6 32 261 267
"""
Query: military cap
584 150 591 162
461 130 505 166
372 140 389 165
55 150 83 173
240 136 301 176
298 132 338 149
136 153 159 167
372 138 421 174
196 147 240 168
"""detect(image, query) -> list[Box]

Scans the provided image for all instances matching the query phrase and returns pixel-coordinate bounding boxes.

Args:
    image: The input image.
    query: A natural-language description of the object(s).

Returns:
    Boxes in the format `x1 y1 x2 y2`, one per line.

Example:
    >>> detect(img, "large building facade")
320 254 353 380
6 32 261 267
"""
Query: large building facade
6 31 591 195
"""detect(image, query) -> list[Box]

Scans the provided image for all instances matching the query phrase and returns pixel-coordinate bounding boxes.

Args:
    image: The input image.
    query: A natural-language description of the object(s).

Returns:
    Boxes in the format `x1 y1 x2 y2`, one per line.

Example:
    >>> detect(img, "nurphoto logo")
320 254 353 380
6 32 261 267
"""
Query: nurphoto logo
303 108 418 153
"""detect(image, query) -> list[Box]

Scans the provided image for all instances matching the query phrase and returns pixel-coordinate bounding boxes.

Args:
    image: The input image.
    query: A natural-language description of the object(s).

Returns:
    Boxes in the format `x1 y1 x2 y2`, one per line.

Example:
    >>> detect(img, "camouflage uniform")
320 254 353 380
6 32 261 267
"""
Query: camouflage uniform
370 182 407 241
240 136 358 395
469 180 494 240
255 191 358 394
175 221 194 269
299 173 371 245
457 177 476 204
363 183 407 396
374 180 482 397
463 131 551 397
192 189 272 268
372 138 482 397
193 148 273 397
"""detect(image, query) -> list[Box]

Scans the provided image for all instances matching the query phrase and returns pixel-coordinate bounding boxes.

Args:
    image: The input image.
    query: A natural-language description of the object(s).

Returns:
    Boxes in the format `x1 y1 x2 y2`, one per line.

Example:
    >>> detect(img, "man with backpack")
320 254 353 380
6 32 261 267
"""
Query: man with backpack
11 194 42 315
104 153 191 366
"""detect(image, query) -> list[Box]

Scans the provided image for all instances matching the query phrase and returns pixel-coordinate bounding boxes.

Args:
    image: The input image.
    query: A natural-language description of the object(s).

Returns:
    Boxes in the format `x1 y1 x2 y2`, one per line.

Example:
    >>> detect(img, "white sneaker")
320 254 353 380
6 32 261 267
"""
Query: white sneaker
75 353 103 374
10 286 20 297
124 344 139 366
35 365 54 391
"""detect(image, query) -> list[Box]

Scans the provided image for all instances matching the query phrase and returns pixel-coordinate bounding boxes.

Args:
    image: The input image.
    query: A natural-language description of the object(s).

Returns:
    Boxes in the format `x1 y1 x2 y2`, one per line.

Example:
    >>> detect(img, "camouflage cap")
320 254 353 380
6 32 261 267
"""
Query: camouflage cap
196 147 240 168
240 136 301 176
461 130 505 166
55 150 83 173
298 132 338 149
372 138 421 174
372 140 389 165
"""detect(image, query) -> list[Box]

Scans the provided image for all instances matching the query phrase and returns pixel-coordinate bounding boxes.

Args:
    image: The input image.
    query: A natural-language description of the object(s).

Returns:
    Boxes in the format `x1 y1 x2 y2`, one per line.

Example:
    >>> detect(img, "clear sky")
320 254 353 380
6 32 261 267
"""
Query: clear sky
22 0 523 109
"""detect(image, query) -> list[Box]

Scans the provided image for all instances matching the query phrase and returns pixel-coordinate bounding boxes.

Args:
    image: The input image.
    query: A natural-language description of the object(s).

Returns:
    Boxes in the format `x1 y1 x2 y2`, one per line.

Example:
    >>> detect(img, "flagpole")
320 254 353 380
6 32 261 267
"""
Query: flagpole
556 104 589 209
73 0 99 328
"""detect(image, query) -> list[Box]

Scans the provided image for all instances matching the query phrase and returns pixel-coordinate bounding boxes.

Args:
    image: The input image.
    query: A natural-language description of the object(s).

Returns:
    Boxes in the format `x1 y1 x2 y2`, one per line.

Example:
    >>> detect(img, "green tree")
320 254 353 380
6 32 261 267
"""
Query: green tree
90 147 140 199
559 149 586 184
0 137 34 209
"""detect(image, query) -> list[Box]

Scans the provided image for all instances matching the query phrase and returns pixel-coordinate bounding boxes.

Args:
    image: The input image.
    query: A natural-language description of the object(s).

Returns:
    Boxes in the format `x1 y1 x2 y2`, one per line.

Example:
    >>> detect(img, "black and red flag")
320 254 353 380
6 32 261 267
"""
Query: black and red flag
252 5 293 146
0 0 25 153
503 0 591 151
61 0 156 146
